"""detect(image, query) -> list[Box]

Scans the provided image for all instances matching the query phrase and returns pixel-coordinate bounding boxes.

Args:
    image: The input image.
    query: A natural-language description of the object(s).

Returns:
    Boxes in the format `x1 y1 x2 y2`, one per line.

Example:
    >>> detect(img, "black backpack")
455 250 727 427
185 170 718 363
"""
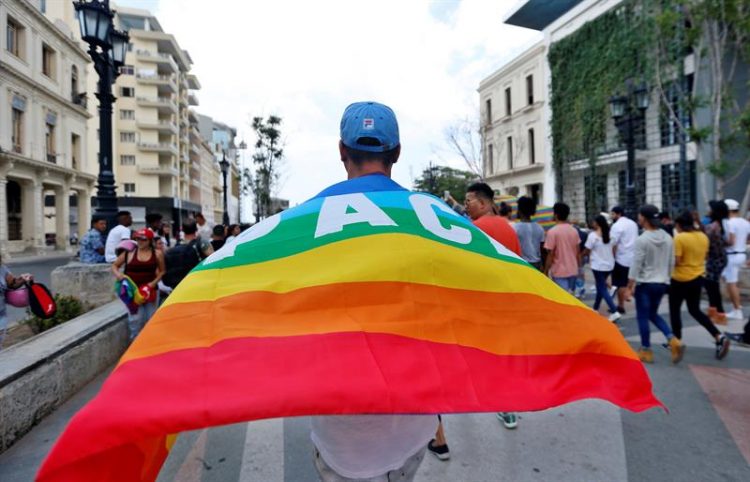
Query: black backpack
162 240 202 289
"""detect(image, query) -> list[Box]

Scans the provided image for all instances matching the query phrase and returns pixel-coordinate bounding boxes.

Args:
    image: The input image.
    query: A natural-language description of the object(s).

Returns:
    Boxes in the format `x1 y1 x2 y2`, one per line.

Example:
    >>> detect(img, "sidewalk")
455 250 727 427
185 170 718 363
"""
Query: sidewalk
5 250 74 267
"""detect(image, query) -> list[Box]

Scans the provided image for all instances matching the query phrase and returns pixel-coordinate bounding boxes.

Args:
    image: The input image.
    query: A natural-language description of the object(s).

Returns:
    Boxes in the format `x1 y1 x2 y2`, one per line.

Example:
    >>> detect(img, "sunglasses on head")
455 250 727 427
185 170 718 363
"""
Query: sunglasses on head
135 237 149 241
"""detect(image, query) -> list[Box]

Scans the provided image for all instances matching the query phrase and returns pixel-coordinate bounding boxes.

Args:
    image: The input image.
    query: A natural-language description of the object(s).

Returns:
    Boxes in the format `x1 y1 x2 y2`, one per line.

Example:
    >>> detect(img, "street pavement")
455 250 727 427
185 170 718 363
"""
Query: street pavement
4 255 75 327
1 297 749 481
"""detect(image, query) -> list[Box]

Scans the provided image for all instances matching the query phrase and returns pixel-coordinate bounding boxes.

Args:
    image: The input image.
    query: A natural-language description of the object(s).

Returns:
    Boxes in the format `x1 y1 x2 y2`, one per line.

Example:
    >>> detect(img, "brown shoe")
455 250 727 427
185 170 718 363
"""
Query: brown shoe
669 337 685 364
714 313 728 325
638 347 654 363
707 307 718 322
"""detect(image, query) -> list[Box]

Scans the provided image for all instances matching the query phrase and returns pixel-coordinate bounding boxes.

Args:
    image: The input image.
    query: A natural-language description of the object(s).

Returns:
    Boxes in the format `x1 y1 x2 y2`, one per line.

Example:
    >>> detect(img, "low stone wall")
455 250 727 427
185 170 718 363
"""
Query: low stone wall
0 302 128 453
51 262 116 308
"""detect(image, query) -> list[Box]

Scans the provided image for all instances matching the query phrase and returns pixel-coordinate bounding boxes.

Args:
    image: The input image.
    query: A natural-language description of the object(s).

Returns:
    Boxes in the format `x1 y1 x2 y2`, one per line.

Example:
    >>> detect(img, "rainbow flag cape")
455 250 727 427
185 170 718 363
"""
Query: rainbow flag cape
38 175 661 481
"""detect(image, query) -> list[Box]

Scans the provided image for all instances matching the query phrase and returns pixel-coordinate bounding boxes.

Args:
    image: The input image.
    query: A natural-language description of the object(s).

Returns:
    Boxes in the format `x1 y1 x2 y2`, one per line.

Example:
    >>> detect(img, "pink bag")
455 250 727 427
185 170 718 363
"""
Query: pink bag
5 285 30 307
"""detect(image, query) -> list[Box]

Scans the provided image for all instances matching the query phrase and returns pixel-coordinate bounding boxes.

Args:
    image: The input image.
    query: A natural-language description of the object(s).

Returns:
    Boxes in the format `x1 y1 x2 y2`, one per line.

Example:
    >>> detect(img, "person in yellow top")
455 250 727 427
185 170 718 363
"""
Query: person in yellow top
668 211 730 360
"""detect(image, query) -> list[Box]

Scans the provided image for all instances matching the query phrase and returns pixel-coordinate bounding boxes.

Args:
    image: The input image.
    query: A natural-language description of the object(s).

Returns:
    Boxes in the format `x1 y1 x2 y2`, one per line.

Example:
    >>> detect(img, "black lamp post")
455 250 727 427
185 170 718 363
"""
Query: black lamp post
74 0 129 234
219 152 230 226
610 80 649 220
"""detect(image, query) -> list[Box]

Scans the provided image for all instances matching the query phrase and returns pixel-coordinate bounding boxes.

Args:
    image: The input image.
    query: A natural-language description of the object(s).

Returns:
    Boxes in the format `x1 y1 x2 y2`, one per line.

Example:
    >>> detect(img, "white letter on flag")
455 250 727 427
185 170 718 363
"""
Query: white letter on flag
410 194 472 244
315 193 397 238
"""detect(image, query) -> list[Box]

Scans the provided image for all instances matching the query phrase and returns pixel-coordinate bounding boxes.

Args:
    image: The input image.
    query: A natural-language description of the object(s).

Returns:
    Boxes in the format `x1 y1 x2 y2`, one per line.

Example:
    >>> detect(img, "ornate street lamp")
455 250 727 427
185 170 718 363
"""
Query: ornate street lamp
610 80 649 220
74 0 129 235
219 152 230 226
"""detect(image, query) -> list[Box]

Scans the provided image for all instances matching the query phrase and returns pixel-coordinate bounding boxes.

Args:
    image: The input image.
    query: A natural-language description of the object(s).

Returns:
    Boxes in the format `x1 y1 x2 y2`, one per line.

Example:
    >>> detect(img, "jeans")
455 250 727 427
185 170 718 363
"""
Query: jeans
634 283 673 348
313 447 426 482
553 276 578 292
668 277 719 340
127 301 157 341
592 269 617 313
0 315 7 349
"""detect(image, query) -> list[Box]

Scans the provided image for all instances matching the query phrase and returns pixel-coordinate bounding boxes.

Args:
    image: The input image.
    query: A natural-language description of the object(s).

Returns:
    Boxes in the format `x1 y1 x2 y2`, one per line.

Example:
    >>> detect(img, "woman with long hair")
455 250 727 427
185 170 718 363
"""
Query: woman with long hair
669 211 729 359
583 215 620 322
704 201 729 325
112 228 165 341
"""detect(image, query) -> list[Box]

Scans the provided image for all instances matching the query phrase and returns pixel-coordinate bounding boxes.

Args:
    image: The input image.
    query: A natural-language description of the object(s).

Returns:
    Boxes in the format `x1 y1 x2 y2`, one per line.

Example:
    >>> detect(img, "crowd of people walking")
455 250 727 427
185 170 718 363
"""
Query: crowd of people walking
75 211 249 341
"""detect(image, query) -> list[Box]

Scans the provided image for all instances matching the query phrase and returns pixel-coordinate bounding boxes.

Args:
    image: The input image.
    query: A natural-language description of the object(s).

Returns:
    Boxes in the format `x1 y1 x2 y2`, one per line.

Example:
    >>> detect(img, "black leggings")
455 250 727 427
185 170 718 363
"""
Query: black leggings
703 278 725 313
669 277 720 340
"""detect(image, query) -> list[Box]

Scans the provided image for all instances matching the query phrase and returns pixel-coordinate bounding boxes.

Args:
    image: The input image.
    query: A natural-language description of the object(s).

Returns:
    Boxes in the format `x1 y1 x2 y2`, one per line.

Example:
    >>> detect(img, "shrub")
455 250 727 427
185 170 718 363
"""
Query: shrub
25 295 86 334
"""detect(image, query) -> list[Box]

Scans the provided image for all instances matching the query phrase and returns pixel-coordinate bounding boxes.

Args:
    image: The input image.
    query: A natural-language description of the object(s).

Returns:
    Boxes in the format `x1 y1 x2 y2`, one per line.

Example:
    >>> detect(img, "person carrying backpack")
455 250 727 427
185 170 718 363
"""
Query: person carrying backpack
162 220 213 292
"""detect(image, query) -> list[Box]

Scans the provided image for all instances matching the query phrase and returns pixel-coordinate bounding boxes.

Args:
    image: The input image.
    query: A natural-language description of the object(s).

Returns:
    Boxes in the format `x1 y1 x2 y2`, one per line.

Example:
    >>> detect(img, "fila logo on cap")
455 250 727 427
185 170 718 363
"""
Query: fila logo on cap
363 118 374 130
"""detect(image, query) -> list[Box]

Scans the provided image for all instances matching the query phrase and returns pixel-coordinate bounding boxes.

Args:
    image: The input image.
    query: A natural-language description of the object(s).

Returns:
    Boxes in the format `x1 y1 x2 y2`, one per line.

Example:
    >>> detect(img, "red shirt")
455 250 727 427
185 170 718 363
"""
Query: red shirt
473 215 522 256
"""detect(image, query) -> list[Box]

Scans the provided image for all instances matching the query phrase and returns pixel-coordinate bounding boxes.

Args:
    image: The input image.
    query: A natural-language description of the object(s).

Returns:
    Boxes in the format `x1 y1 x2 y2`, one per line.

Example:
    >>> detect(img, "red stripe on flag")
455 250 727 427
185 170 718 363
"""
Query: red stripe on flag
39 332 661 481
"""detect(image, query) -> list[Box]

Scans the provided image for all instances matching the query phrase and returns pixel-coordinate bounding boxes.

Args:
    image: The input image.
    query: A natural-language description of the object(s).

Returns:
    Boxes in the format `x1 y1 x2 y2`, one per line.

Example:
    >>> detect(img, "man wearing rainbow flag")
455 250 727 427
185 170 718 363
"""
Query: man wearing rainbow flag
310 102 437 481
37 101 661 482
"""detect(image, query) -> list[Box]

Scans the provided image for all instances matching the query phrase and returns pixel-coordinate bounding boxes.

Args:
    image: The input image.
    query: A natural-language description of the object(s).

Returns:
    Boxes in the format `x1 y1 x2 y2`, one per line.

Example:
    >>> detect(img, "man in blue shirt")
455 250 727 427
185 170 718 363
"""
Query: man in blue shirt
79 216 107 263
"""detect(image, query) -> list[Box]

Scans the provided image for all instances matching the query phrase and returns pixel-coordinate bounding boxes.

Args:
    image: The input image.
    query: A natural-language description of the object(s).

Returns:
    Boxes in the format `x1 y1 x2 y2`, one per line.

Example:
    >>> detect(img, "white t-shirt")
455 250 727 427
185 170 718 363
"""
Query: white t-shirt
104 225 132 262
610 217 638 267
585 231 615 272
197 222 213 242
726 217 750 254
311 414 437 479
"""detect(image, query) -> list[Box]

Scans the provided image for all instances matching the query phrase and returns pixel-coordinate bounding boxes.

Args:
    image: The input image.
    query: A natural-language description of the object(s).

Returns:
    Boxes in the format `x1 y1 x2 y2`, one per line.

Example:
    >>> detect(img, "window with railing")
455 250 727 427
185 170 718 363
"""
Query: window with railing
528 128 535 164
120 155 136 165
120 132 136 143
6 16 24 59
507 136 513 169
71 133 81 170
42 43 56 79
11 107 23 153
584 174 608 221
660 75 693 147
661 161 696 215
120 110 135 120
526 75 534 105
45 117 56 162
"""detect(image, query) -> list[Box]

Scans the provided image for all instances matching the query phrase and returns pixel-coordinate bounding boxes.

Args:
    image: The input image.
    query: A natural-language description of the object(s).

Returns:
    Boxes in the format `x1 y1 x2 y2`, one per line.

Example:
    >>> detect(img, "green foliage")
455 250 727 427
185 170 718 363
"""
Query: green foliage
250 115 284 220
24 295 85 334
548 2 653 177
413 165 478 203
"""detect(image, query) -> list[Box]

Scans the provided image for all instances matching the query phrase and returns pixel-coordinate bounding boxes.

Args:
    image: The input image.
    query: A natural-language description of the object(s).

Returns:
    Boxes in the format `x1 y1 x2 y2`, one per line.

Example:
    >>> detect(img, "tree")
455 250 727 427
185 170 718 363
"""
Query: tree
250 115 284 221
650 0 750 204
413 164 478 204
435 117 485 179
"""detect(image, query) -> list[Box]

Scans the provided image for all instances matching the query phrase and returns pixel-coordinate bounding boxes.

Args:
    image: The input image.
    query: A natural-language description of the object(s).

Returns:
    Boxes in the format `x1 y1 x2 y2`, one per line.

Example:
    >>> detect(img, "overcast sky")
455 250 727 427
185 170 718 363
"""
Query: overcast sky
117 0 541 212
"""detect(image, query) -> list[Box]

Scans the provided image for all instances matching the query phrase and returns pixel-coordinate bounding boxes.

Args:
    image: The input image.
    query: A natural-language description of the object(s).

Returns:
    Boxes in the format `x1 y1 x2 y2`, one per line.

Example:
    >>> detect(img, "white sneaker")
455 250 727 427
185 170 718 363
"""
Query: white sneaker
727 309 744 320
608 312 622 323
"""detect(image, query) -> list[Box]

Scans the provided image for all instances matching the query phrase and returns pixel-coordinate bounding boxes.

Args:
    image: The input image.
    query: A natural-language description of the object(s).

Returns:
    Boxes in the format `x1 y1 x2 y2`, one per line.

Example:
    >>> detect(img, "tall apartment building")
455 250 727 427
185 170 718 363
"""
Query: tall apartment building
43 3 206 228
479 40 549 205
112 7 202 226
0 0 94 258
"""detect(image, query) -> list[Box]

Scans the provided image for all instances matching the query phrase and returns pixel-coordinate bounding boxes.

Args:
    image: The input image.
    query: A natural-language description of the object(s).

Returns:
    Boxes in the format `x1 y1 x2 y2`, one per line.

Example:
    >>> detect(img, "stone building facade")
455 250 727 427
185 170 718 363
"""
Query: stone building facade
479 41 551 205
0 0 94 258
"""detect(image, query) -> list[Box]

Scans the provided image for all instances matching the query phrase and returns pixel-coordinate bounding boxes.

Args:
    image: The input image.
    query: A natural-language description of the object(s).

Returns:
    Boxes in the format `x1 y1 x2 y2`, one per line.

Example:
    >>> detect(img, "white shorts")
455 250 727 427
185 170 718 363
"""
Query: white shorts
722 253 747 283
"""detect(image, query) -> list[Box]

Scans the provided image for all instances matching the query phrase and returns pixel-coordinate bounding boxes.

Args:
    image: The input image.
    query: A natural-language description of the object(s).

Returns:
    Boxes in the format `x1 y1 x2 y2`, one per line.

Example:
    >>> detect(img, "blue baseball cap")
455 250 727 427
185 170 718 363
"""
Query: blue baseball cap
340 101 400 153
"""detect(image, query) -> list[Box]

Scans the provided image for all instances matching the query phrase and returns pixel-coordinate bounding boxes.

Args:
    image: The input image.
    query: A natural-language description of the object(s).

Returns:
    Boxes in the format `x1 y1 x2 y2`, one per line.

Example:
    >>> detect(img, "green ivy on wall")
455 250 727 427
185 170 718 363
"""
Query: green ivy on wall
548 1 653 200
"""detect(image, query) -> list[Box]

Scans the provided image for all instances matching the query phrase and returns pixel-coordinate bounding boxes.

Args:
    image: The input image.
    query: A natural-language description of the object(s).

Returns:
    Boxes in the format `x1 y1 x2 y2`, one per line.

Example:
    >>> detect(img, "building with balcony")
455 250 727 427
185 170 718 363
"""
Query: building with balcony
479 40 548 205
491 0 749 221
110 7 202 226
0 0 95 258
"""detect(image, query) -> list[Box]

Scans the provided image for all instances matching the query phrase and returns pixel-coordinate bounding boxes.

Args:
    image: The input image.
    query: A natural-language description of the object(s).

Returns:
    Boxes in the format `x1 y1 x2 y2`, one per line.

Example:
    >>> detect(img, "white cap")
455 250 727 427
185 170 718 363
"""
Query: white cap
725 199 740 211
